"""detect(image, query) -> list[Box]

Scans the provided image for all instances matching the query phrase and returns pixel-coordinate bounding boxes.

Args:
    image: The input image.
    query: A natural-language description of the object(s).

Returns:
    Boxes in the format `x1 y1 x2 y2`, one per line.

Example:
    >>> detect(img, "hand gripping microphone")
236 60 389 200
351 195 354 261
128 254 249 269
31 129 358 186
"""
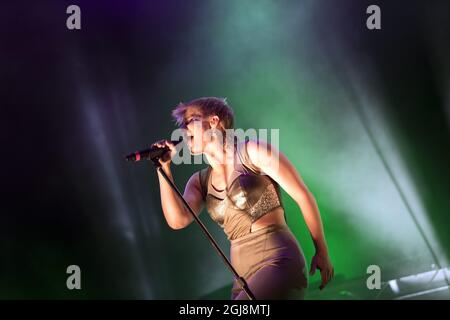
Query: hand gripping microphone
125 138 183 162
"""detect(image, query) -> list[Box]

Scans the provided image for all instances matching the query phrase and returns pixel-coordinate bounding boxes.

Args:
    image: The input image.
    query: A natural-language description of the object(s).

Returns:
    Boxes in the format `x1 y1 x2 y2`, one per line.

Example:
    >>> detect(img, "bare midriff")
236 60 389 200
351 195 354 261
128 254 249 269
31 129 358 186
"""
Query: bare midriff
250 206 287 232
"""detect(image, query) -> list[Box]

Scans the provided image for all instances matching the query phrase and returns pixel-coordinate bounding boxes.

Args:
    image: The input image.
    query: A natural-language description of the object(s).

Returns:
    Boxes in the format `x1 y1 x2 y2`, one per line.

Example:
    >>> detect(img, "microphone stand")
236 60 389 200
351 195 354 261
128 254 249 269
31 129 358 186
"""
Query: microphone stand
151 156 256 300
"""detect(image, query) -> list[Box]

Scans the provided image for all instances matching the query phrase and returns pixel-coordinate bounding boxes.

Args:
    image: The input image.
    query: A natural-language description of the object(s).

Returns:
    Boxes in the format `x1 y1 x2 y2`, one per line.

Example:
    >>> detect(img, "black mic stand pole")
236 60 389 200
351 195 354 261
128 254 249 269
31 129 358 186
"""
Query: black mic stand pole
151 156 256 300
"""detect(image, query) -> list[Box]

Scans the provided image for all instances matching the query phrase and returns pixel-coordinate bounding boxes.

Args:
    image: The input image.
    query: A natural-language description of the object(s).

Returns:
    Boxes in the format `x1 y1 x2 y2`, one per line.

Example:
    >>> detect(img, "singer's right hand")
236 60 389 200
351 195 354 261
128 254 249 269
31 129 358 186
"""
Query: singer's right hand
151 139 177 167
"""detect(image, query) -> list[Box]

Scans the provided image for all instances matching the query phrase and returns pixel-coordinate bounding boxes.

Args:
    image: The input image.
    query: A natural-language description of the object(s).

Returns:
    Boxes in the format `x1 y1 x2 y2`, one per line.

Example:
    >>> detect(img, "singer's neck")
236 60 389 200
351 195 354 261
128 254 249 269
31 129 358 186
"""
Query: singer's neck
203 140 235 173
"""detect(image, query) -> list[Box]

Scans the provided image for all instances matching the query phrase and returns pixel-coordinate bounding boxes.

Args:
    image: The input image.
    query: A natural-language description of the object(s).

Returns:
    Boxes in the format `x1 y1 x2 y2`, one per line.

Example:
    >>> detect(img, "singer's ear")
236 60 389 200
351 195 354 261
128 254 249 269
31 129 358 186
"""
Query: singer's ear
209 115 220 128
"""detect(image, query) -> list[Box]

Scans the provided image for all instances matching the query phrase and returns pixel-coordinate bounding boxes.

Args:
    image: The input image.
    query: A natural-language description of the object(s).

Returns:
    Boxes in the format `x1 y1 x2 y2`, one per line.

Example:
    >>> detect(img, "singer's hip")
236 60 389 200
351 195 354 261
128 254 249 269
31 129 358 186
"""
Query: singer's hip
230 224 307 298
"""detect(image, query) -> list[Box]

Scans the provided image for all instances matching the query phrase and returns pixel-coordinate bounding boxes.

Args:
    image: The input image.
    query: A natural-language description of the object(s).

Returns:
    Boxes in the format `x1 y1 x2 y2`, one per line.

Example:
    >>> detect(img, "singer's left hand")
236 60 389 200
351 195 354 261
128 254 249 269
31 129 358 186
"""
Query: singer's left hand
310 251 334 290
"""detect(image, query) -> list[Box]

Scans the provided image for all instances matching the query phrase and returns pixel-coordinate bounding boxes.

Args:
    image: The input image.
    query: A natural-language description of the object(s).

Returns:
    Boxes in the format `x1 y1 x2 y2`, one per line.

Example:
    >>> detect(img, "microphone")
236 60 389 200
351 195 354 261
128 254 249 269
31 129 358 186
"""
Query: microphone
125 138 183 162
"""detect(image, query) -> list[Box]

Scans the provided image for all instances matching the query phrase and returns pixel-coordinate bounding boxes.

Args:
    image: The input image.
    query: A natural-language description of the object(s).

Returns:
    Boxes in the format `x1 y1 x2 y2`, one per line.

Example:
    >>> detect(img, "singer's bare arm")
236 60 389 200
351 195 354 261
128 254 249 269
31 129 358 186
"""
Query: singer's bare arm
157 168 204 229
153 140 204 230
245 139 334 289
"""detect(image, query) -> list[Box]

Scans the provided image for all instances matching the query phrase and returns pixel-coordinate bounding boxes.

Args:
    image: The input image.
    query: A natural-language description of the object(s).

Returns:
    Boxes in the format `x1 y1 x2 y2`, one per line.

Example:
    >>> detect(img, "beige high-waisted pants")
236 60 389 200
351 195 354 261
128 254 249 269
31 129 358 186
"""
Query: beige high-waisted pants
230 224 308 300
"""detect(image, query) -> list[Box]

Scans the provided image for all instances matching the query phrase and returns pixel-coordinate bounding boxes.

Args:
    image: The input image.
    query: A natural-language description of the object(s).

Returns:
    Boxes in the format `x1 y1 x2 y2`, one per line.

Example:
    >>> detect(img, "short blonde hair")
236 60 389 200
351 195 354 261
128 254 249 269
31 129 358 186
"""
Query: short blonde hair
171 97 234 129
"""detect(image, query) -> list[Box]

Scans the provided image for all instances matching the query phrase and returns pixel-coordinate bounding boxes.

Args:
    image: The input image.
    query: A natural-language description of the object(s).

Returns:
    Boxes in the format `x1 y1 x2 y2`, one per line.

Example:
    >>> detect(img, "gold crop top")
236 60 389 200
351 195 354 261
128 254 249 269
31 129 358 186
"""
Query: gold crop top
198 138 284 240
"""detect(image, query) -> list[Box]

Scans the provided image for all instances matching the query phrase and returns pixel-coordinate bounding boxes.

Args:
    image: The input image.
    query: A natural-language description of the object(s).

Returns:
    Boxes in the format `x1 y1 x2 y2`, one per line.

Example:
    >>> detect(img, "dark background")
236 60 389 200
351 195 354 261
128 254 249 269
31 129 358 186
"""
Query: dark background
1 0 449 299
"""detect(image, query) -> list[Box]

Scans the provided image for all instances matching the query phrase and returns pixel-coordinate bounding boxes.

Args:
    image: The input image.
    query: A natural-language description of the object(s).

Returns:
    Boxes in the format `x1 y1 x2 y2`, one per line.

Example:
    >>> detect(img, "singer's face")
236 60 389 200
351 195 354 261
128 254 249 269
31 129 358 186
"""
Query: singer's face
182 107 209 155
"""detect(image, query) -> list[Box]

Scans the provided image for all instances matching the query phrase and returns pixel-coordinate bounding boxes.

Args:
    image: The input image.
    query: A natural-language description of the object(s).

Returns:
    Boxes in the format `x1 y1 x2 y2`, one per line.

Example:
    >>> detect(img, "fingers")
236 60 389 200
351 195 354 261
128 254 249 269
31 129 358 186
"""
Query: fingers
151 140 164 148
309 258 317 276
319 267 334 290
164 140 176 151
152 140 175 151
319 269 327 290
150 140 175 165
156 140 164 147
327 267 334 283
310 254 334 290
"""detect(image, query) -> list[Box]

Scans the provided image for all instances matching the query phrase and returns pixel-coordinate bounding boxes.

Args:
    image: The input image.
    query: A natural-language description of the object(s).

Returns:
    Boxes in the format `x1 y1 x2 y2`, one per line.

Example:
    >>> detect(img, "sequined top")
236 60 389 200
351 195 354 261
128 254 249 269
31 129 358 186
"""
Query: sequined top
198 138 284 240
